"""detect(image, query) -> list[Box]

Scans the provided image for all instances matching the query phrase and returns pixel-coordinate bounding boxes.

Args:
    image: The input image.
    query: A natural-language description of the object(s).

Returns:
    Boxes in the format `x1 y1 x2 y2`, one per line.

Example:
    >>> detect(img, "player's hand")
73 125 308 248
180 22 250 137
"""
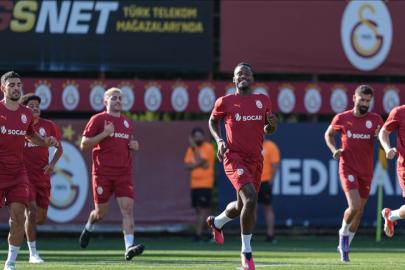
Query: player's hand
128 135 139 150
217 139 226 162
266 112 278 127
386 147 397 159
375 125 381 137
333 148 344 160
43 163 55 174
44 134 59 147
103 120 115 137
188 136 196 148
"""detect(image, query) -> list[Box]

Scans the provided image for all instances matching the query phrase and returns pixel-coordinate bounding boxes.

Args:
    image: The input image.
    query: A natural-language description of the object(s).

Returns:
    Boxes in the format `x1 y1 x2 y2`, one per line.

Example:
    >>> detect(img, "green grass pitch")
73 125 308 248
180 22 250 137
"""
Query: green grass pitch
0 234 404 269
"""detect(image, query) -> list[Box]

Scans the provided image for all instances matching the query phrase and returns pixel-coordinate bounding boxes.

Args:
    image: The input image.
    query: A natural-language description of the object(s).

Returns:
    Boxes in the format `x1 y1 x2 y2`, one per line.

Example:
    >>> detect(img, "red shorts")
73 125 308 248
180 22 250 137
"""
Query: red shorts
339 169 372 199
397 170 405 197
28 175 51 210
0 174 29 208
223 151 263 193
93 174 134 204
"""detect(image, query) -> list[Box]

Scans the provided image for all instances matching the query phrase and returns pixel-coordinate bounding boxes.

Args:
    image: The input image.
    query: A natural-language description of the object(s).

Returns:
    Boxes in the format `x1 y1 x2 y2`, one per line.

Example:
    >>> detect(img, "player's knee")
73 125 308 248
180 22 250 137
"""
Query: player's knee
121 204 133 217
244 194 258 209
96 210 107 220
36 216 46 225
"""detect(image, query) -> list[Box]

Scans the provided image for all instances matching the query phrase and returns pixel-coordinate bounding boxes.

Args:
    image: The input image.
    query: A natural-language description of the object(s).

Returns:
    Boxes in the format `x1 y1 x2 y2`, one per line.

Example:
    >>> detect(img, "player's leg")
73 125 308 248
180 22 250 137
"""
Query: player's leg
258 181 275 242
116 196 145 260
79 202 109 248
7 201 26 268
25 200 45 263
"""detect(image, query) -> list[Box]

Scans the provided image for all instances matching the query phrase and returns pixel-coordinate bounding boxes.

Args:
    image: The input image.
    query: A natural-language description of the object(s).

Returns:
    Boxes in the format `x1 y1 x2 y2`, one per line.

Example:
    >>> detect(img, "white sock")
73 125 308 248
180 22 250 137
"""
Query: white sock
85 220 95 232
214 211 233 229
241 234 252 253
388 210 402 222
6 245 20 263
348 232 355 245
340 219 351 235
124 234 134 250
27 241 38 256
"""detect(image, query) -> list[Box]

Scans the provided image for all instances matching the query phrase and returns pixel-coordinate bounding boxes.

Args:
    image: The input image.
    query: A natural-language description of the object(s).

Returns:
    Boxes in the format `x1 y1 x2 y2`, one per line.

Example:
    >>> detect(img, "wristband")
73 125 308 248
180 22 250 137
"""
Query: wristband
217 139 224 144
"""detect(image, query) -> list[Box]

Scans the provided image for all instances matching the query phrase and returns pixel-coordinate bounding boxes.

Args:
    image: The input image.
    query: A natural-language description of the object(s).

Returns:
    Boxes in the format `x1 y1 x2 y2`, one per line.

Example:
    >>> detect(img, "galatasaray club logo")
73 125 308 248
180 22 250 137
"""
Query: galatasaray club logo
330 85 348 114
304 85 322 114
62 81 80 111
124 120 129 128
35 80 52 110
366 120 372 129
255 100 263 109
39 127 46 136
171 82 189 112
144 82 162 112
225 84 236 96
341 0 392 71
21 114 27 123
198 83 215 113
277 84 295 114
48 140 88 223
119 82 135 112
89 81 106 111
383 86 400 114
253 84 269 97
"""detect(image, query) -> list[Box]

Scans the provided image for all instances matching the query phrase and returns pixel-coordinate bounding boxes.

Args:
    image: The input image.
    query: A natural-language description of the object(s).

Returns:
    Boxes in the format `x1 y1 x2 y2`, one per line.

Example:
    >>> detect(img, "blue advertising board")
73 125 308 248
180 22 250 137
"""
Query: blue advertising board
218 123 403 227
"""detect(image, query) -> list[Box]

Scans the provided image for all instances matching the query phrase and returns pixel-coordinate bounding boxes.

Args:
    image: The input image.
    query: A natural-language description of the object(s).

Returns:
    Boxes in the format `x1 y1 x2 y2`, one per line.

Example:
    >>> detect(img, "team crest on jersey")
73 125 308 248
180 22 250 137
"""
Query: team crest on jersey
1 126 6 134
255 100 263 109
124 120 129 128
21 114 27 123
365 120 372 129
348 175 354 182
97 186 103 195
237 169 244 175
39 128 46 136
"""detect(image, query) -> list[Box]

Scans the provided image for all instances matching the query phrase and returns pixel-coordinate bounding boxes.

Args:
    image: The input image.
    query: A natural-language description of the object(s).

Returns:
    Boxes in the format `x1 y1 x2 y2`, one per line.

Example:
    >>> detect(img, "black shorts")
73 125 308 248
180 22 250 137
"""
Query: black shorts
257 181 273 205
191 188 212 208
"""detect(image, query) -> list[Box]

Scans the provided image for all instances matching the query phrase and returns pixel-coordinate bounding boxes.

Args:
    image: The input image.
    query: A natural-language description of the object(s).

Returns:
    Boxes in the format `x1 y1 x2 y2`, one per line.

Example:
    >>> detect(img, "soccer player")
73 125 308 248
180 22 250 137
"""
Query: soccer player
79 87 145 260
20 93 63 263
325 85 383 262
379 105 405 237
258 138 280 243
184 127 215 242
206 62 277 270
1 71 58 270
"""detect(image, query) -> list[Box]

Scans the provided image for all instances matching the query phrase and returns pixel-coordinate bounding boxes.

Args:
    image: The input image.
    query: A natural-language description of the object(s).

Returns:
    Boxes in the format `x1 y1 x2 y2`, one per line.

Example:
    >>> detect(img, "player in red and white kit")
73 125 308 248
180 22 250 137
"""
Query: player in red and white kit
206 63 277 270
379 105 405 237
325 85 383 263
79 88 144 260
0 71 58 270
20 93 63 264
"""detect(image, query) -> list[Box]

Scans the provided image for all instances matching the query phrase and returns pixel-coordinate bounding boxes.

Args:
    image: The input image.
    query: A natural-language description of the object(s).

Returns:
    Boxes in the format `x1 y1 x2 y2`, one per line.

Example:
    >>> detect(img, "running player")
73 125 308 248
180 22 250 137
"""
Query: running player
325 85 383 262
206 63 277 270
79 87 145 260
1 71 58 270
379 105 405 237
20 93 63 263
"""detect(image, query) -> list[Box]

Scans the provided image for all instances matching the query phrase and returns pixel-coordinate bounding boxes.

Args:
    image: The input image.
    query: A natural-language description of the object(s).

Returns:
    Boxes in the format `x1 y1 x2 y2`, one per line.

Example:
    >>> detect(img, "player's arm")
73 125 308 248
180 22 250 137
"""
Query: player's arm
324 125 343 160
81 121 114 151
26 132 58 147
379 127 397 159
44 142 63 174
209 114 226 162
265 112 278 135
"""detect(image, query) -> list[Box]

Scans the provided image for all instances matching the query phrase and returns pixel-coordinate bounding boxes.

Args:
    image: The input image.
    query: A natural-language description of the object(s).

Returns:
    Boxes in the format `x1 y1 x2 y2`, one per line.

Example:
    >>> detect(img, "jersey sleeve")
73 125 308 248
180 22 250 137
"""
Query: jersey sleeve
50 122 61 142
82 116 102 138
384 107 400 132
268 143 280 163
26 111 35 136
184 147 193 163
264 95 273 125
211 97 226 120
331 114 342 131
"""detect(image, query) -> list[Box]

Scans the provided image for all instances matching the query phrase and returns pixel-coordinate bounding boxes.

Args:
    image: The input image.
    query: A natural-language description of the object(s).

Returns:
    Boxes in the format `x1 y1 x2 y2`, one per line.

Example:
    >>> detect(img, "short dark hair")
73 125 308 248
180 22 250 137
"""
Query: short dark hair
1 71 20 87
234 62 253 73
191 127 204 136
20 93 41 106
355 85 373 98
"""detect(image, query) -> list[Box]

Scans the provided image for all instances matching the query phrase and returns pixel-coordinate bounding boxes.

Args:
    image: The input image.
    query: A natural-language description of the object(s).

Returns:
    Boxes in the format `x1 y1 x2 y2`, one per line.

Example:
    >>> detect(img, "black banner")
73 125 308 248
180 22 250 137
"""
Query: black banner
0 1 213 72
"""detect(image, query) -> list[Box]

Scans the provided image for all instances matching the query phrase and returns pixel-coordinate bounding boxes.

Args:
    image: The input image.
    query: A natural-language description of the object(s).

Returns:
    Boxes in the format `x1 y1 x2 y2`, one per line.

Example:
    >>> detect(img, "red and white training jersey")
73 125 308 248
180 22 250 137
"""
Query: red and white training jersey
83 112 133 176
23 117 61 180
331 110 383 178
0 102 35 178
383 105 405 171
212 93 272 158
